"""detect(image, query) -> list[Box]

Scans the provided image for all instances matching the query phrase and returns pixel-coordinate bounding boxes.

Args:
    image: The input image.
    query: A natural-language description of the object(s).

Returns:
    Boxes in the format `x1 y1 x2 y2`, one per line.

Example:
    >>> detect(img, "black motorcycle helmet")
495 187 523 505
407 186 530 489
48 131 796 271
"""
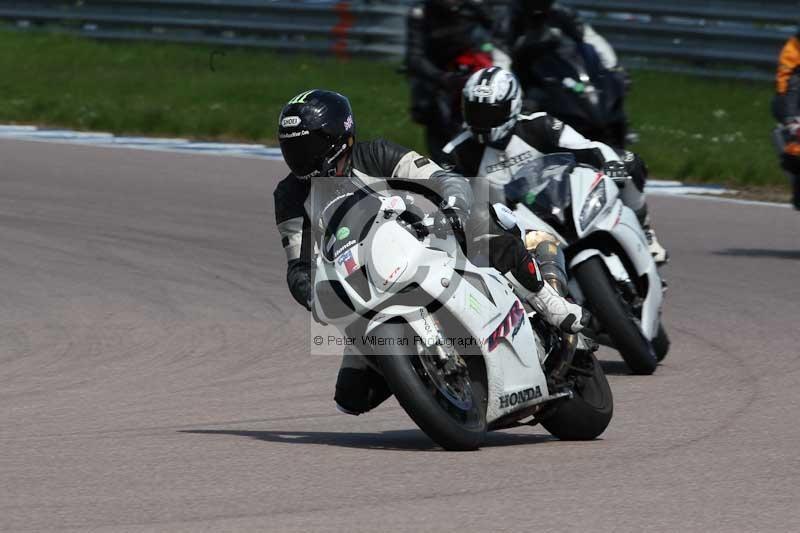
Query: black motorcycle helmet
278 89 355 179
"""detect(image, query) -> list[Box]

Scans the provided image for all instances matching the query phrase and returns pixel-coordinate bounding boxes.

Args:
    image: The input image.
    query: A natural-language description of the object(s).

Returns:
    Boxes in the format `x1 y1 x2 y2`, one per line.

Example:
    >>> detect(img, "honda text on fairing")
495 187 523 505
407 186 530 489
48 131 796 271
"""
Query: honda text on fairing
309 175 612 450
501 154 669 374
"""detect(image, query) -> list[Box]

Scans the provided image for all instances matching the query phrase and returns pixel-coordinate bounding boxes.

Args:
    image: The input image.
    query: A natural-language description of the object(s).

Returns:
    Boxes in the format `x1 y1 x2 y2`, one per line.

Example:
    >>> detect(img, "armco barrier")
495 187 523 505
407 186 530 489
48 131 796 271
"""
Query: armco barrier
0 0 796 79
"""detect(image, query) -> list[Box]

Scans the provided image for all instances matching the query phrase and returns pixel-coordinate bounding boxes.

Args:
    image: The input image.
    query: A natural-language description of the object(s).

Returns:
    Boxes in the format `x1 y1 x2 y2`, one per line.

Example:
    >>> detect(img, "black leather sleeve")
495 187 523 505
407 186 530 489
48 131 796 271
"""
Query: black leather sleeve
274 174 313 310
430 169 474 212
516 115 563 153
517 116 607 169
352 139 473 213
451 136 484 177
351 138 410 178
405 4 444 83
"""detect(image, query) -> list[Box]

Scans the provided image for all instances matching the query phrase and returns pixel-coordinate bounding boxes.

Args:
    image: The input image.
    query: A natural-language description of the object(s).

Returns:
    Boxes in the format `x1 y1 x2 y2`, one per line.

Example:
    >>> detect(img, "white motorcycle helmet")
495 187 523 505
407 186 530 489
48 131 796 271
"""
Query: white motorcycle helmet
462 67 523 145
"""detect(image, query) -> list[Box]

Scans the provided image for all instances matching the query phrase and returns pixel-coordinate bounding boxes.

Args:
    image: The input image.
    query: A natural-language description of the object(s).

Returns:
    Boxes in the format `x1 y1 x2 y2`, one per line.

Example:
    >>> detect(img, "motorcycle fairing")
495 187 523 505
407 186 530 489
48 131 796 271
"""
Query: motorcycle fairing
568 169 663 339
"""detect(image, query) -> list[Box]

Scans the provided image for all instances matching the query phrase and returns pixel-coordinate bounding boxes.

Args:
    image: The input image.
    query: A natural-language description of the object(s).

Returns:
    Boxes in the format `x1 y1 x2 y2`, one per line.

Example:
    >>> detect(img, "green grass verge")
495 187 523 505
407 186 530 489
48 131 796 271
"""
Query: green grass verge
0 29 787 187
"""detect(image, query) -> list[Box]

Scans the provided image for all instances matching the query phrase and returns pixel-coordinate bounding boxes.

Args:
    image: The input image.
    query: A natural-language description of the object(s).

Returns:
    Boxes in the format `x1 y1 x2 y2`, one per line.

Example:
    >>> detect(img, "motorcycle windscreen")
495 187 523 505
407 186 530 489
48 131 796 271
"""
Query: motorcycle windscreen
504 153 575 227
309 178 382 262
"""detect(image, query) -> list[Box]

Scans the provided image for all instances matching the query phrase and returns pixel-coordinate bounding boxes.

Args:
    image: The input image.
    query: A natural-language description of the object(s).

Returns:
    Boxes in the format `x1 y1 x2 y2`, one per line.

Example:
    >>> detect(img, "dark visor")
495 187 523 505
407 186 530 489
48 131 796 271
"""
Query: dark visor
463 99 511 131
280 129 332 177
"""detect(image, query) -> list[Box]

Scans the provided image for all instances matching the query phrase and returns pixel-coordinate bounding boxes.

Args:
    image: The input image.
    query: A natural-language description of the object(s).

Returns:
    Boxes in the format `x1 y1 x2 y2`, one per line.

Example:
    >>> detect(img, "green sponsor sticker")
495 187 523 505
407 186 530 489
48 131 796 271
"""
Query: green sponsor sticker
524 191 537 205
336 227 350 240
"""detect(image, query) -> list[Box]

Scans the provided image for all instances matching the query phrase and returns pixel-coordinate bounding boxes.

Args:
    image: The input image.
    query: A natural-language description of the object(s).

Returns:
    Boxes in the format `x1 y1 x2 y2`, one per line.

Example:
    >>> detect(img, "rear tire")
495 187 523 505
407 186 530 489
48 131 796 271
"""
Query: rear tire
370 323 487 451
573 256 658 375
541 351 613 440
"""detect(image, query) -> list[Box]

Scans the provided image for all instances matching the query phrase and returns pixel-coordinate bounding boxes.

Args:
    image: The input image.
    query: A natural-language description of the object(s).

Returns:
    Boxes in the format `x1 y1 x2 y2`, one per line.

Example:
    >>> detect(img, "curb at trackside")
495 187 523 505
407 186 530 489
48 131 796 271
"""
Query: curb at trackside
0 125 788 207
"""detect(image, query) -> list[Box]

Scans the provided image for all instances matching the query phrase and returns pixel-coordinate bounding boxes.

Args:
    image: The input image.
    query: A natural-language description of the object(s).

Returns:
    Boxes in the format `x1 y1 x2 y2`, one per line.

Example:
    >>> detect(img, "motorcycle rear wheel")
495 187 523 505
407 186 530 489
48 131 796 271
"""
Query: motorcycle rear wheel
370 322 487 451
573 256 658 375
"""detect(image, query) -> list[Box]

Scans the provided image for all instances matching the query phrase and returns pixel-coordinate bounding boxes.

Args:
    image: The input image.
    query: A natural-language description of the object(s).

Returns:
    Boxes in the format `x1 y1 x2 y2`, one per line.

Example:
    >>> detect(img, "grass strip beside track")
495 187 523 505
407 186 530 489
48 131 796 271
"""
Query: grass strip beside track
0 30 787 187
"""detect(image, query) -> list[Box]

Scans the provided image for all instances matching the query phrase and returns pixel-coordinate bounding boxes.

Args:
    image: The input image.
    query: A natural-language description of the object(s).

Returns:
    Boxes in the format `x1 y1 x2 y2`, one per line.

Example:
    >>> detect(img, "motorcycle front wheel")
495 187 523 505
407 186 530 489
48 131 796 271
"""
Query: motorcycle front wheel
573 256 658 375
541 350 613 440
369 322 487 451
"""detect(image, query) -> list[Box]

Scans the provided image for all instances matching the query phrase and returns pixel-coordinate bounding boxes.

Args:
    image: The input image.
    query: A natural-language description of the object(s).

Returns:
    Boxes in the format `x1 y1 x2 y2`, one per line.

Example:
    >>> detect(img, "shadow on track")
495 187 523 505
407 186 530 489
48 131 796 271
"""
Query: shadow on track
180 428 555 451
713 248 800 260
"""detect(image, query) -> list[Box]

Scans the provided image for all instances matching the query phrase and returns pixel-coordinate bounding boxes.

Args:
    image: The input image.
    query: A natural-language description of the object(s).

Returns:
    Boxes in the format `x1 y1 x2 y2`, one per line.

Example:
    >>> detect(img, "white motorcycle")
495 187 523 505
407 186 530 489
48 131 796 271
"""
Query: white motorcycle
309 176 612 451
498 153 669 375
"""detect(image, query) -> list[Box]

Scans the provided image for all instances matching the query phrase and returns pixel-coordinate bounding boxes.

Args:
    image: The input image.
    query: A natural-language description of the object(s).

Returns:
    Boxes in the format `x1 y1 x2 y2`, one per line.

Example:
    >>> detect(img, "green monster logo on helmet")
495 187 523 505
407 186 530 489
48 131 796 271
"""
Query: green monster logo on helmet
287 90 315 105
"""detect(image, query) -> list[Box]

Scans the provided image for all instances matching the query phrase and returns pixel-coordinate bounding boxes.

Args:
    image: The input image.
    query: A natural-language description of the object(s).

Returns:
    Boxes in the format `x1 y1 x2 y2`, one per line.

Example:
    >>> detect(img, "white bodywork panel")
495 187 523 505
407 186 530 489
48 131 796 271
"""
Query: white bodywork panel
314 207 551 424
567 168 663 339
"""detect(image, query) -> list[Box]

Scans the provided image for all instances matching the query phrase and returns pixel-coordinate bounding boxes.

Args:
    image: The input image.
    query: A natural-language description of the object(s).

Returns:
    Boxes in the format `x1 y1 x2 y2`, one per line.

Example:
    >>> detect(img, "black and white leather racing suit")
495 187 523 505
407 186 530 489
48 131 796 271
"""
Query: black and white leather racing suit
275 138 477 415
274 138 564 415
444 112 650 222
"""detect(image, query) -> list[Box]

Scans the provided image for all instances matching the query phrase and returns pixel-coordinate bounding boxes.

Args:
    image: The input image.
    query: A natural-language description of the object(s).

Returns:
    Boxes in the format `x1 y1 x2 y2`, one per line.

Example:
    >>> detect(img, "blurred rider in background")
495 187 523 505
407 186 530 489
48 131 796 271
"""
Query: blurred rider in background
405 0 499 163
505 0 618 75
275 89 589 416
773 27 800 210
504 0 633 145
444 67 668 264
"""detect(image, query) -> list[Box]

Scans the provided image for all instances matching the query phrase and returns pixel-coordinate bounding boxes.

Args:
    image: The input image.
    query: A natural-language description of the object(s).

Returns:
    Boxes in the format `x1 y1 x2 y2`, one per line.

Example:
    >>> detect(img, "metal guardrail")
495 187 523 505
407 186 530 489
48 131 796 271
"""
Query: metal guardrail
562 0 799 80
0 0 408 56
0 0 796 79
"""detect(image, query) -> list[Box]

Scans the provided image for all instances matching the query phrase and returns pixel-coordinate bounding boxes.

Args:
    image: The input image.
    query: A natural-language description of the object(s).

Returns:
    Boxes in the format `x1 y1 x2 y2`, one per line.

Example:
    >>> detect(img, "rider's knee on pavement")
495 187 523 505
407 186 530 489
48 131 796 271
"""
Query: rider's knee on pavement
334 367 392 416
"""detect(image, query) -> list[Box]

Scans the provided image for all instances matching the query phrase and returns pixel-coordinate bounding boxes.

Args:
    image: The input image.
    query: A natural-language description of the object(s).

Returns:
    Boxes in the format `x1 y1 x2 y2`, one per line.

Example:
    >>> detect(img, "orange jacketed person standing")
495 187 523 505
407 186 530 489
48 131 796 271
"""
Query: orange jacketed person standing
773 30 800 209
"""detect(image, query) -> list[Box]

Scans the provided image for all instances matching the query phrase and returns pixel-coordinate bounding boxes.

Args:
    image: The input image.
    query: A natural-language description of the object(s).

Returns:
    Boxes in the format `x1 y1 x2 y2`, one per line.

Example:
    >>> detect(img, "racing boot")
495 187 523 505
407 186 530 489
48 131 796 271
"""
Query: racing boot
527 282 590 334
635 206 669 265
645 227 669 265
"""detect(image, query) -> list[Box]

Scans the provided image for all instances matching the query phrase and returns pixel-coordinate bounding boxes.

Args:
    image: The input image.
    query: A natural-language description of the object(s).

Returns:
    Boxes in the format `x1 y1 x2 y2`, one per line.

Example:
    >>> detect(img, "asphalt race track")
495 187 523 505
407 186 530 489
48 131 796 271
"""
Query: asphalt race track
1 139 799 532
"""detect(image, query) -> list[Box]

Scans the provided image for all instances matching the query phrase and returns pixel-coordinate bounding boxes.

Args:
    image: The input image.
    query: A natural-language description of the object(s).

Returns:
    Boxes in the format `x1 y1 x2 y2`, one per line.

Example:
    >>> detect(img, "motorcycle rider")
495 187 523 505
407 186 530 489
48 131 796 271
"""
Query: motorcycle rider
444 67 668 264
506 0 619 70
405 0 497 163
505 0 618 73
274 89 588 415
504 0 632 145
773 28 800 210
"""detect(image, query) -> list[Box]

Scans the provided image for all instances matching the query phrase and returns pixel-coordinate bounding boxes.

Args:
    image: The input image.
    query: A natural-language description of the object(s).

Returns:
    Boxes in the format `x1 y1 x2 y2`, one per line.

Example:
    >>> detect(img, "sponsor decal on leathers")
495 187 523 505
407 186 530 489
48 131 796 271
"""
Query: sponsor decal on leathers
485 150 535 173
333 239 356 257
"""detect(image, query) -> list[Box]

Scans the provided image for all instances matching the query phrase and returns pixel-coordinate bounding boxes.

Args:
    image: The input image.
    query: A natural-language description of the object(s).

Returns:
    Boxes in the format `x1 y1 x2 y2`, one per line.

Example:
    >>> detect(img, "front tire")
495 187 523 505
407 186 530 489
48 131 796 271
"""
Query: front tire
370 323 487 451
653 323 670 362
573 256 658 375
541 351 613 440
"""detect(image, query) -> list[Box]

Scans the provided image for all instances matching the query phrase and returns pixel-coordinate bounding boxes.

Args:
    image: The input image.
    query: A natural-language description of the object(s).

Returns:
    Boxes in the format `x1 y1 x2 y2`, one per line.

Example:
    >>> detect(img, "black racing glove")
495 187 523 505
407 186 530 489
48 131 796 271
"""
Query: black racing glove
287 259 313 311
